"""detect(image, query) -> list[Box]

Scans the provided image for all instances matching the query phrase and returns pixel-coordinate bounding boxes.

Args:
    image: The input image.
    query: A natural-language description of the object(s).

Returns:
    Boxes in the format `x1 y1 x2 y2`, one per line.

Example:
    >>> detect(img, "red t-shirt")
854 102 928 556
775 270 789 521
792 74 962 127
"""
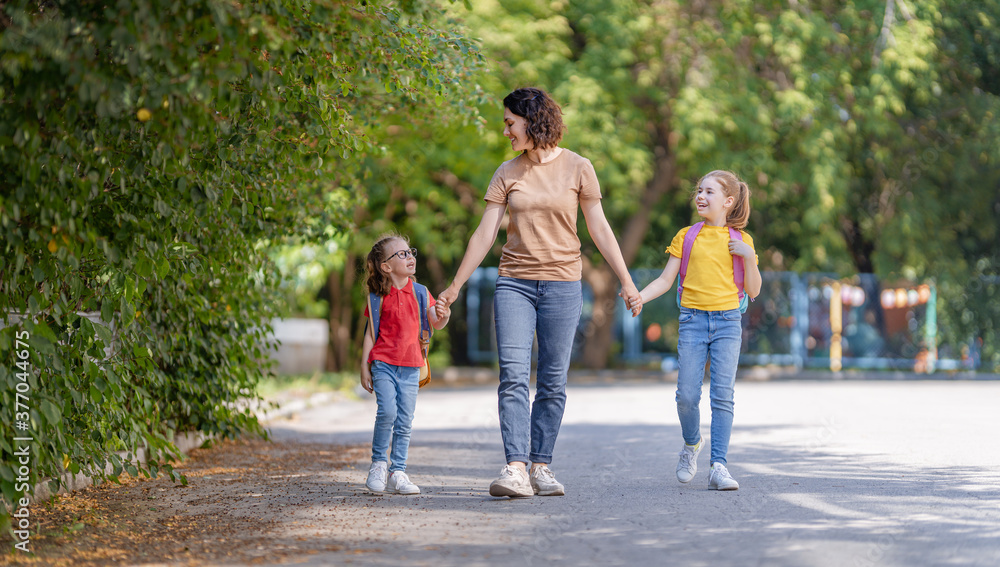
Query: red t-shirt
365 280 436 368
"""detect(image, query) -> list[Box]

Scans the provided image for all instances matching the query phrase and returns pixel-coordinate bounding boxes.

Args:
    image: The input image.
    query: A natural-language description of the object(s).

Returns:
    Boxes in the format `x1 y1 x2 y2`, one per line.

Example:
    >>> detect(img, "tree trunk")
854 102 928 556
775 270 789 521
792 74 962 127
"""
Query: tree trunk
841 216 876 274
325 253 357 372
579 262 620 368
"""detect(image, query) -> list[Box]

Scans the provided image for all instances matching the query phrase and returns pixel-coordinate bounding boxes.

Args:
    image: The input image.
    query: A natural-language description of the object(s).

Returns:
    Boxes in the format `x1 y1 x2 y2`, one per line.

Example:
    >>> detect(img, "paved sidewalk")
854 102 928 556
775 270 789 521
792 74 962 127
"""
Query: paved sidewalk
266 380 1000 567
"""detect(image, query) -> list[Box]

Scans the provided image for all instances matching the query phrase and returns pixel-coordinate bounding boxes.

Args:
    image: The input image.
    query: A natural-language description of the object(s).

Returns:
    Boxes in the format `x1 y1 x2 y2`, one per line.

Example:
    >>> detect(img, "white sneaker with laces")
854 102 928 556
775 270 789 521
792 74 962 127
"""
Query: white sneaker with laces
489 464 533 497
529 465 565 496
366 461 388 493
387 471 420 495
676 437 703 483
708 462 740 491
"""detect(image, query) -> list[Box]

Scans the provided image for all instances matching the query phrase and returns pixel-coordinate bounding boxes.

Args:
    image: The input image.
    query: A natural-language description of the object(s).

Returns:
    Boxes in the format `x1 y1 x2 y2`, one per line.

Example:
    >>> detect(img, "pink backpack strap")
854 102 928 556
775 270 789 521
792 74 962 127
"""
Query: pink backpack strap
677 222 704 302
728 227 745 301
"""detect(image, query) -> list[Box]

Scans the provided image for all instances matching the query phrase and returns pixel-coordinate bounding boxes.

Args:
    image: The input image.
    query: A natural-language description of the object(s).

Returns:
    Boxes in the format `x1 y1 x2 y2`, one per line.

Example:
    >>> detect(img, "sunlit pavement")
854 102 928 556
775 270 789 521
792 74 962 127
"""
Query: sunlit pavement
266 379 1000 567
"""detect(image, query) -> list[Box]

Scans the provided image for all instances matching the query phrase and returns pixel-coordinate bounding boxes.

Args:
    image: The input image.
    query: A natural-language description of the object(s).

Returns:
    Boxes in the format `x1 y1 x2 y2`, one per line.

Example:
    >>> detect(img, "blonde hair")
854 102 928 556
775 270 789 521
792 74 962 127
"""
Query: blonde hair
364 233 413 297
696 170 752 230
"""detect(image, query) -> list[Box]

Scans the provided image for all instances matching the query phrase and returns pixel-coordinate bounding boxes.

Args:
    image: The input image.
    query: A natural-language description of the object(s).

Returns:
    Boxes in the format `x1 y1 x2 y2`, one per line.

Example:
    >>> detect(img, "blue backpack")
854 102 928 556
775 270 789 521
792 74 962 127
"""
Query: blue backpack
366 282 432 387
676 221 751 313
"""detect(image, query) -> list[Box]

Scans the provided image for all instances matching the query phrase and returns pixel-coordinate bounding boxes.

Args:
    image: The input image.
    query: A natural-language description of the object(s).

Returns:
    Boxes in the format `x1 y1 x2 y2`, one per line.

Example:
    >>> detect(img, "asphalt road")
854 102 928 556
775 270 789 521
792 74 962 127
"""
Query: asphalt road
267 379 1000 567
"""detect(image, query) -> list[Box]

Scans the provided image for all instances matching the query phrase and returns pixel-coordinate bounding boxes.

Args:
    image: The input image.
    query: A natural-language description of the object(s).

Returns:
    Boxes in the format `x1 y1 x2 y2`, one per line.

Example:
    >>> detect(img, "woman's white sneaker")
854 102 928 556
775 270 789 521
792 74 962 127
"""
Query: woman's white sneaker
529 465 565 496
387 471 420 495
365 461 388 493
489 465 534 497
708 462 739 491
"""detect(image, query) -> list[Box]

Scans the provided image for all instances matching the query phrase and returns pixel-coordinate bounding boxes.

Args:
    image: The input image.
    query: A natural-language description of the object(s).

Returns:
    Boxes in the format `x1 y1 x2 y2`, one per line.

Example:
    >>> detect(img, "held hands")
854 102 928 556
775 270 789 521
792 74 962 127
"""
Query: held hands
434 301 452 321
729 238 754 260
436 285 459 319
619 284 643 318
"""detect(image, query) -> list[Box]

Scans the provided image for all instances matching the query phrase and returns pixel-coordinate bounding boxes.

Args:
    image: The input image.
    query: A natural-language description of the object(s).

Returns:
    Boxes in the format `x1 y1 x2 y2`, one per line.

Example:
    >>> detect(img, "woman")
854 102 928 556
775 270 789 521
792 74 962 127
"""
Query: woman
436 87 641 497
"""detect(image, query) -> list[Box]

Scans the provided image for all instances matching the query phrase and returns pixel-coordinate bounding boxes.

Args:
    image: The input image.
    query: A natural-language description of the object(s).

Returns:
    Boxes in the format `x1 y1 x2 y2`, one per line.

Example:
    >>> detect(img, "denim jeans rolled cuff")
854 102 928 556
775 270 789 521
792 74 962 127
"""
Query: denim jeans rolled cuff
370 360 421 472
494 276 581 466
675 307 742 466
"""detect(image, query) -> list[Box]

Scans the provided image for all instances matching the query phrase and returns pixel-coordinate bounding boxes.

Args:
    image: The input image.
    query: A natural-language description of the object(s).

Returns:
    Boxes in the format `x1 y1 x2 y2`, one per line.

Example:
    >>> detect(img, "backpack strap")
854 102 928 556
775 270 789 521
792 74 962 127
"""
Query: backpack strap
367 292 381 343
676 221 704 306
412 283 432 361
728 227 746 303
412 282 432 340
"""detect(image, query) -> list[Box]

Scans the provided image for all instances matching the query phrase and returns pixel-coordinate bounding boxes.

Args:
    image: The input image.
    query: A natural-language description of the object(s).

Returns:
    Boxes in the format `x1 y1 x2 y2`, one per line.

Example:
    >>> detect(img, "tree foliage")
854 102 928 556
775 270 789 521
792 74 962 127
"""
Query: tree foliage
0 0 485 524
337 0 999 368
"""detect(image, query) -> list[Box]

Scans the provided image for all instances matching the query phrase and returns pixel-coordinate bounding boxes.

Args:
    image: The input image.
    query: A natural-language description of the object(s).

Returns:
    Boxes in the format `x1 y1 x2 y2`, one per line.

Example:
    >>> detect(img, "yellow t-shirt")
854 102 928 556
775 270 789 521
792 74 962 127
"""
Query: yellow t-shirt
484 150 602 281
666 224 758 311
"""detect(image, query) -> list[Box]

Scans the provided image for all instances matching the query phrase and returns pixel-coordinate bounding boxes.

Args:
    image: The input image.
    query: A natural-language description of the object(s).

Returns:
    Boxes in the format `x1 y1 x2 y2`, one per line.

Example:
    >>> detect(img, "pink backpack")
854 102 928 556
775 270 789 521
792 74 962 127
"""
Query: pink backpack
676 221 750 313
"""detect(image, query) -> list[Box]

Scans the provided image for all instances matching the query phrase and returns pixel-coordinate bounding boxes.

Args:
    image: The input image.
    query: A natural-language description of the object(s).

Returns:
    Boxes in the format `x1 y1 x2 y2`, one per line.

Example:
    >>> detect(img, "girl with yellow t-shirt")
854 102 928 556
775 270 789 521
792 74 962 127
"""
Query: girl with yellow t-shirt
629 170 762 491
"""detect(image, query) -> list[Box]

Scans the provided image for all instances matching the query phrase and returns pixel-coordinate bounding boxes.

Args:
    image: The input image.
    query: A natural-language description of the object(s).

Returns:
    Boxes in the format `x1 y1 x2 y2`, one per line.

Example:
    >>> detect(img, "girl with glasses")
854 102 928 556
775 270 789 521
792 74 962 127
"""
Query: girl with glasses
360 234 451 495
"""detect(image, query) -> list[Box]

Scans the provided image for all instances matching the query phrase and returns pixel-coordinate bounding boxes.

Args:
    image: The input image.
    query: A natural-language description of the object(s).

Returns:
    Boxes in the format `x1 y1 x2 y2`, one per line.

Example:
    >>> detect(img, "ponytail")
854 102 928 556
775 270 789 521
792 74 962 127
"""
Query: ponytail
727 180 751 230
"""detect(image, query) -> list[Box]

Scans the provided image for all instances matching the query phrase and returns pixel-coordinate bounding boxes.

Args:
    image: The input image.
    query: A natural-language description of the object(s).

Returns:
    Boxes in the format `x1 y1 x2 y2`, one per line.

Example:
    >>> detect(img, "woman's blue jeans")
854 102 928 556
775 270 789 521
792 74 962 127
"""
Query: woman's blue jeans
676 307 743 466
494 277 582 465
370 360 420 472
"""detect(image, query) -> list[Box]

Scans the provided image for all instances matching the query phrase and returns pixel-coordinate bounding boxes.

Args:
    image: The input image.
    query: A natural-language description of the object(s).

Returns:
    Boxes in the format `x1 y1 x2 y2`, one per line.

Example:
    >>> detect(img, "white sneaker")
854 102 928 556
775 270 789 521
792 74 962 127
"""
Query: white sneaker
708 462 739 491
676 437 703 483
529 465 565 496
387 471 420 495
365 461 388 493
489 465 533 497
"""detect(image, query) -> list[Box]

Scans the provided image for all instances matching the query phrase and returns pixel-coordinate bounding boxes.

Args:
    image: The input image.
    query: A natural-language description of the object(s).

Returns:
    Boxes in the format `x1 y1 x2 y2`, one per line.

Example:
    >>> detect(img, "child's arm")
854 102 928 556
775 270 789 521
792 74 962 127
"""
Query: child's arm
360 325 374 394
430 300 450 330
729 240 762 298
632 255 682 316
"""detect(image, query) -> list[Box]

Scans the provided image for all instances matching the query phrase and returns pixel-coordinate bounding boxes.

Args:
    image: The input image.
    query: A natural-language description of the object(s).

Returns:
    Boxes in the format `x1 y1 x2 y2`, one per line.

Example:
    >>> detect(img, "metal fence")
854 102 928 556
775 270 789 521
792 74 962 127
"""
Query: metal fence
464 268 990 372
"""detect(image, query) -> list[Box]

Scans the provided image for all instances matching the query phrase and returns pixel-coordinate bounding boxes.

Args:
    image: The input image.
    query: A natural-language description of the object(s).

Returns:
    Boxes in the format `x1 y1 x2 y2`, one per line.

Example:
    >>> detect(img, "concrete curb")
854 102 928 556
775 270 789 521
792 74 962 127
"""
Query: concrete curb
256 391 344 423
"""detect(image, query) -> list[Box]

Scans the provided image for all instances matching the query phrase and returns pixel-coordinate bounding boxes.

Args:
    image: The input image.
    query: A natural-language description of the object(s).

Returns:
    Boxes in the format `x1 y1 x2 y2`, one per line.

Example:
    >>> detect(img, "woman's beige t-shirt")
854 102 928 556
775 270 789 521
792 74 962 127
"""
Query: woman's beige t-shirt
484 150 602 281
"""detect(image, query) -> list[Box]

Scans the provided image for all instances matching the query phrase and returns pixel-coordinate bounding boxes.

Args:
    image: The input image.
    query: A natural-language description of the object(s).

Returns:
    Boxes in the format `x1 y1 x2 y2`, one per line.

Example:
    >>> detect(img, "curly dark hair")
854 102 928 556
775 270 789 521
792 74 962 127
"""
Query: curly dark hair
502 87 565 150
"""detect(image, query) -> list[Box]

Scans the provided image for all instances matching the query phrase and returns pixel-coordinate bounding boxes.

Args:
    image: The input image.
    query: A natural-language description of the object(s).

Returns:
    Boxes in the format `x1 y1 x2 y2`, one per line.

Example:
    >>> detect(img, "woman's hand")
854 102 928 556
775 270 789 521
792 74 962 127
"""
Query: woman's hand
437 285 460 318
619 284 643 317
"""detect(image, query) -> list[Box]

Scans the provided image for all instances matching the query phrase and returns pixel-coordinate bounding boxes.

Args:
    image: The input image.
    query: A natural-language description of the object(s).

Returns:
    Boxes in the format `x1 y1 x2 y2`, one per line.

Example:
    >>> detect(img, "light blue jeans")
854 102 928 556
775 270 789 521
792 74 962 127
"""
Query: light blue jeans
494 277 582 465
676 307 743 466
370 360 420 472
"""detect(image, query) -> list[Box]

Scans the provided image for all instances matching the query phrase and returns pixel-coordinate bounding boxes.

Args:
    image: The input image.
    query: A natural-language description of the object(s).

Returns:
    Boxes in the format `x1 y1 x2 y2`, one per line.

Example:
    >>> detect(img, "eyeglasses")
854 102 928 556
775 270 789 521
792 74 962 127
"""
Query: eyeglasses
384 247 417 262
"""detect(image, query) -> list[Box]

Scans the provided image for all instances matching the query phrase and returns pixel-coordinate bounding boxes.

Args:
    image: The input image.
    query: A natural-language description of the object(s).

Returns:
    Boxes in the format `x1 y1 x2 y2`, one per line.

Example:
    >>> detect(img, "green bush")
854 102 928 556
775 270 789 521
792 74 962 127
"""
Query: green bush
0 0 483 530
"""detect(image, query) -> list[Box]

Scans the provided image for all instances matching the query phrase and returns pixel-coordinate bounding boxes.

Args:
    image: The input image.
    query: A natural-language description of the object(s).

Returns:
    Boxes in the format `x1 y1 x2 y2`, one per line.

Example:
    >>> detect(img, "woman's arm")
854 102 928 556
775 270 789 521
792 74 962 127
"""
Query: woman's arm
580 198 640 306
437 201 506 309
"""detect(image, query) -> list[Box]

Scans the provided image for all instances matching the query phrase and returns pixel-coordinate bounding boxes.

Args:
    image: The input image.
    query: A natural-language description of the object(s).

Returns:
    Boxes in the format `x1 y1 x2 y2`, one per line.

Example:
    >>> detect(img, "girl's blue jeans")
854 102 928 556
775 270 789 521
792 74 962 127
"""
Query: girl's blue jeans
370 360 420 472
494 276 582 465
676 307 743 466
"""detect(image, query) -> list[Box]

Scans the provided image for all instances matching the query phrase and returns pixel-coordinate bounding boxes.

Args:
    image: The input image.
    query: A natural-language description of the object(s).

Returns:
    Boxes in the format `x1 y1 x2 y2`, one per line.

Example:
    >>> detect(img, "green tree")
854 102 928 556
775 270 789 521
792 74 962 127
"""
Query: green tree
0 0 485 527
422 0 1000 366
